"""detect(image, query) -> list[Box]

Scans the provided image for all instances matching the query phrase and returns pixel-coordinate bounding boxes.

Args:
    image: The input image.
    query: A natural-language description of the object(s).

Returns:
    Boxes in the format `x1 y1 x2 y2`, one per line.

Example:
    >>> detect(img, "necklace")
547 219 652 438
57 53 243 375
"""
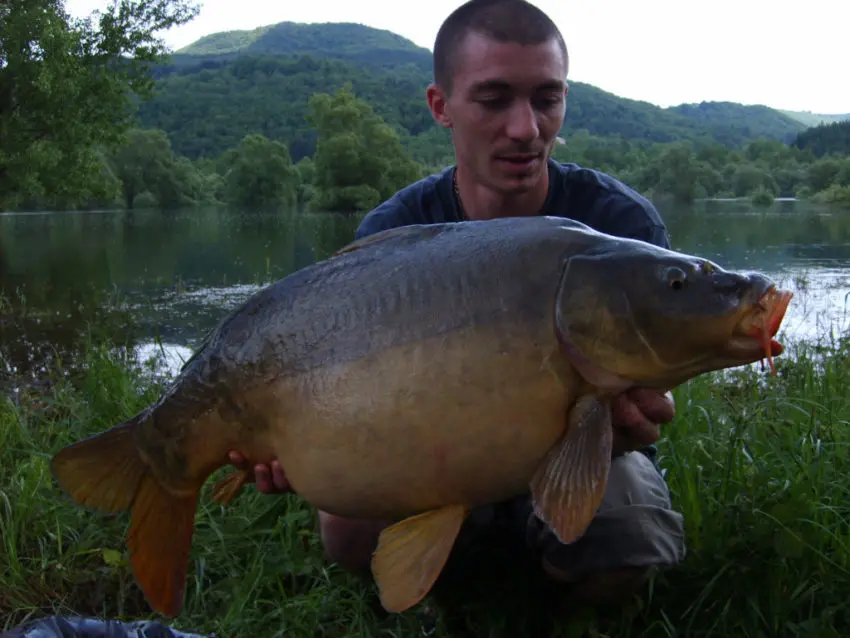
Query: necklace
452 169 467 221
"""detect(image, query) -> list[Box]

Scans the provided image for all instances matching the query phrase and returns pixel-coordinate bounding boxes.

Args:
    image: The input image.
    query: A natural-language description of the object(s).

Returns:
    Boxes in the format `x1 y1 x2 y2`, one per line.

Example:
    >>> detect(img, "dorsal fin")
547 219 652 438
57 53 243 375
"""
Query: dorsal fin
332 223 454 258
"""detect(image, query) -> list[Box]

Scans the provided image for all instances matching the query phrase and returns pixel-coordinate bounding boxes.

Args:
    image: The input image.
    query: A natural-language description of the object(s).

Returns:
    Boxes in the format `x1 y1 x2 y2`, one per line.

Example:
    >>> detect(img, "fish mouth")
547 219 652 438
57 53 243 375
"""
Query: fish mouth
727 286 794 374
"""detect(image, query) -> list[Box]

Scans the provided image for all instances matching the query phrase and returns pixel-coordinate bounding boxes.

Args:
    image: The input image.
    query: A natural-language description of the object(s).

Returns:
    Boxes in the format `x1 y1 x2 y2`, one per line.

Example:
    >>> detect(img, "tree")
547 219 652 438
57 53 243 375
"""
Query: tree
221 134 299 210
107 127 206 208
308 85 423 213
0 0 199 210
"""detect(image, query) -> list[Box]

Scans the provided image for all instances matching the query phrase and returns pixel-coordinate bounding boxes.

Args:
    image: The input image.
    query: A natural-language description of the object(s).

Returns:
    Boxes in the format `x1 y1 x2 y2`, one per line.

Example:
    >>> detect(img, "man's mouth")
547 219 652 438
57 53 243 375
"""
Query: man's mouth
497 153 541 166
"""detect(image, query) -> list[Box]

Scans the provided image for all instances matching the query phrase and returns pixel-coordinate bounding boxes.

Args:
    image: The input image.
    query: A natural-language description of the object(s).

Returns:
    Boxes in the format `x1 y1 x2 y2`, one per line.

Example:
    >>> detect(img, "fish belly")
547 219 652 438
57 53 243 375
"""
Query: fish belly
271 321 574 521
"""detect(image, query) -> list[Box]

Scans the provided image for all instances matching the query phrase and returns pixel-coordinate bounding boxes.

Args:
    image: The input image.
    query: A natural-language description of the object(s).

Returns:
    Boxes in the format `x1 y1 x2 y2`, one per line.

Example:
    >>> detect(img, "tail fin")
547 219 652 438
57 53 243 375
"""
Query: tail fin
50 419 199 618
50 419 147 513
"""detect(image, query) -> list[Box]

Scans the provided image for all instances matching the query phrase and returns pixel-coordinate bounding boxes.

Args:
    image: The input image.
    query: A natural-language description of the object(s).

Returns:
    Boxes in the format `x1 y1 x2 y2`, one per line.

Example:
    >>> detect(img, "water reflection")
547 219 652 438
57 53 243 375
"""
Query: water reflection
2 200 849 384
658 200 850 342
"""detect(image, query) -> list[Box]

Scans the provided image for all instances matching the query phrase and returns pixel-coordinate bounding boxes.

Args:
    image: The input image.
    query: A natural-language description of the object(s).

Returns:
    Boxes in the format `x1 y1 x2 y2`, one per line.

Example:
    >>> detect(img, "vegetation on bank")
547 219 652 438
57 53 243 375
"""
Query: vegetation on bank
1 325 848 636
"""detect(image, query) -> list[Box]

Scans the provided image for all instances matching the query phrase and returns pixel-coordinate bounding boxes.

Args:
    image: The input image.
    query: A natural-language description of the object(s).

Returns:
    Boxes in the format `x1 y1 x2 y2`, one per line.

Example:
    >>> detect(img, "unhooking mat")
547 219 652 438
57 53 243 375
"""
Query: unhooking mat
0 617 215 638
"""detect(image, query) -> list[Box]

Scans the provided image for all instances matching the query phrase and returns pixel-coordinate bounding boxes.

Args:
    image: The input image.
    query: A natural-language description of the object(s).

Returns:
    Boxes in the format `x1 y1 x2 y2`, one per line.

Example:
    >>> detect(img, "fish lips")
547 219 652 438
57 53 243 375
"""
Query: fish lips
727 285 793 364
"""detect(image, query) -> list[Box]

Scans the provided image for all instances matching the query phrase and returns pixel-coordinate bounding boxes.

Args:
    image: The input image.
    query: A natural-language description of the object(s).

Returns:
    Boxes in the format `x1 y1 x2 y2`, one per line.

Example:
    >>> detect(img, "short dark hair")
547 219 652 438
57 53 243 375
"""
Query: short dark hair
433 0 568 93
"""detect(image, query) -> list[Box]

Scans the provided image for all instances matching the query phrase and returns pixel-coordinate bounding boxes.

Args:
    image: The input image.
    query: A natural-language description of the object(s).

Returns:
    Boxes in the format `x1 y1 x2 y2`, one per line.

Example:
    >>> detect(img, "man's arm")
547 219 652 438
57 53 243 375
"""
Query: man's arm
597 191 671 251
562 166 671 251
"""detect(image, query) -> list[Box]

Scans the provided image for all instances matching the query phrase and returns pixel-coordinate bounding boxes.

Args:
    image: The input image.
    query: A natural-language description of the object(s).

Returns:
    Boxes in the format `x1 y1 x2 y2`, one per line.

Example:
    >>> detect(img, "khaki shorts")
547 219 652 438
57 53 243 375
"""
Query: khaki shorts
456 450 687 581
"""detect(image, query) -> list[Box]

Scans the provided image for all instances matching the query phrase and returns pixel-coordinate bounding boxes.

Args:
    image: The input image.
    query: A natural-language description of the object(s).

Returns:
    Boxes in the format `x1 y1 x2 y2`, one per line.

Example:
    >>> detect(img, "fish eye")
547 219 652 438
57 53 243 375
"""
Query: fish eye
666 266 687 291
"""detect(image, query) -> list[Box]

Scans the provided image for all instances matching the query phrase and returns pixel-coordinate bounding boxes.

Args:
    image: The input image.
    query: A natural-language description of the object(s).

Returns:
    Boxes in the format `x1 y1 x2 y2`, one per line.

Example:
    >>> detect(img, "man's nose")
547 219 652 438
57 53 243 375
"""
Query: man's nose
505 101 539 141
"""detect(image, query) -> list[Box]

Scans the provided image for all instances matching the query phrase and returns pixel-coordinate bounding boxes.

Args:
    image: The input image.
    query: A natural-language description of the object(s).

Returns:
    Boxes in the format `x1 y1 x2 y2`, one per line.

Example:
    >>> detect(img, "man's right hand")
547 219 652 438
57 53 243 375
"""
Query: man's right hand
228 451 292 494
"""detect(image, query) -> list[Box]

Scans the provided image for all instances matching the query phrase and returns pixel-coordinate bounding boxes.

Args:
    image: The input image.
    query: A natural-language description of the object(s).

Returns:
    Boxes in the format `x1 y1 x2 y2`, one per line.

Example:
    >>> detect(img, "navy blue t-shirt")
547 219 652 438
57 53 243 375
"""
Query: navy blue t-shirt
355 158 671 250
354 158 669 468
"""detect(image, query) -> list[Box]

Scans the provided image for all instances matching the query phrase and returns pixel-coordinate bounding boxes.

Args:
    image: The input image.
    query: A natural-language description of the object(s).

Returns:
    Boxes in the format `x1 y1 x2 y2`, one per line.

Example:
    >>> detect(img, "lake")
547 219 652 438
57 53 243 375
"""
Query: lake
2 199 849 386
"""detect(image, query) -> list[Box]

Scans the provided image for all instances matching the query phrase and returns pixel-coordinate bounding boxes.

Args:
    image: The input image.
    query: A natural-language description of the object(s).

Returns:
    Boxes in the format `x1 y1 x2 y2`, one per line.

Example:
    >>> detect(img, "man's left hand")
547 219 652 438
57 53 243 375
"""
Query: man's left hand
610 388 675 457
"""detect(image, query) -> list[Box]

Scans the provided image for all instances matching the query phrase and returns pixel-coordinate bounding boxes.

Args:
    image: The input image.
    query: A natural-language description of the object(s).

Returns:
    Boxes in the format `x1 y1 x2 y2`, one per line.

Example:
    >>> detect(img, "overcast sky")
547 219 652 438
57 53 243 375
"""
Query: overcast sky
66 0 848 114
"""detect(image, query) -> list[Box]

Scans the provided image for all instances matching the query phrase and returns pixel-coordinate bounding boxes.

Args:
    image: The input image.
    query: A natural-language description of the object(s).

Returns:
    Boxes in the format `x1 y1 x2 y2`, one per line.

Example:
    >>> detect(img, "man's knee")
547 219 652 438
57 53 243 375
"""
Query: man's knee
530 451 686 586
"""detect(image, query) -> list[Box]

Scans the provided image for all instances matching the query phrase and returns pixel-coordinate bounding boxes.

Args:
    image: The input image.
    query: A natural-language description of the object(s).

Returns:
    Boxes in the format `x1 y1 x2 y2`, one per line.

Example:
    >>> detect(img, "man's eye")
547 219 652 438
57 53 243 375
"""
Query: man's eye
536 95 563 107
476 95 508 106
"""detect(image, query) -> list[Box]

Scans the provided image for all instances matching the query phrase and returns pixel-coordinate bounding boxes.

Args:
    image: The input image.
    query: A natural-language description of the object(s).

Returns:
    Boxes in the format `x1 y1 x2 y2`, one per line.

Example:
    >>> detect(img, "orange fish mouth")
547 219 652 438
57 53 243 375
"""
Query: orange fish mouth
745 286 793 375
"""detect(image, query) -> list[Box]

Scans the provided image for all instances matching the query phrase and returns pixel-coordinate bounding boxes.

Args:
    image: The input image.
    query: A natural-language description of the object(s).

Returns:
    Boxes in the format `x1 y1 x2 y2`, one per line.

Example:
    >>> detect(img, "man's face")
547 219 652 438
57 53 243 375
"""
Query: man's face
427 32 568 195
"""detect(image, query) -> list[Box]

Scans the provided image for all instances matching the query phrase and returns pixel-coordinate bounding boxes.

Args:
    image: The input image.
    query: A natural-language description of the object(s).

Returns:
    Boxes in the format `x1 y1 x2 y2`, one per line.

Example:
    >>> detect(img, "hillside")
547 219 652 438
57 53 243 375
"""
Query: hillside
135 21 823 163
792 120 850 157
140 54 434 161
175 21 432 72
560 88 804 147
781 109 850 127
667 101 805 145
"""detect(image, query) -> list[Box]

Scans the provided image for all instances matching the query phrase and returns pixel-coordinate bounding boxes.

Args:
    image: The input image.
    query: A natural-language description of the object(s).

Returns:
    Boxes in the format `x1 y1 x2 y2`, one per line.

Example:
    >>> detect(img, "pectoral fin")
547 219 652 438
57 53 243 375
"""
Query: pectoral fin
530 394 613 545
211 469 248 505
371 504 469 613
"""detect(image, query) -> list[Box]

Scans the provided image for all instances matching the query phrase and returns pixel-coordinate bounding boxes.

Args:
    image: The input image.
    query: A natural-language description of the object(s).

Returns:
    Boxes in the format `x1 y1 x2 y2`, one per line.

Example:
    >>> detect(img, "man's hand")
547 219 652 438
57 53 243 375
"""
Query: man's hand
610 388 675 457
228 451 292 494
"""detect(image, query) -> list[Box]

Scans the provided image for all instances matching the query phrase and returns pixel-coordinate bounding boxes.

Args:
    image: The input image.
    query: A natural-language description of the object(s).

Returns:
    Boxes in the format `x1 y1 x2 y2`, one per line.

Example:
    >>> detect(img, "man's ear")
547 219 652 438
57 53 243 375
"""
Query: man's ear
426 83 452 129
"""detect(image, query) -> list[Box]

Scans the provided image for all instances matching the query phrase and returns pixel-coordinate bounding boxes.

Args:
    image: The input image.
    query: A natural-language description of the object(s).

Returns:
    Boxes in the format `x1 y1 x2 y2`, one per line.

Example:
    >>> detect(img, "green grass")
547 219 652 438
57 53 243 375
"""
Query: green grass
1 333 849 637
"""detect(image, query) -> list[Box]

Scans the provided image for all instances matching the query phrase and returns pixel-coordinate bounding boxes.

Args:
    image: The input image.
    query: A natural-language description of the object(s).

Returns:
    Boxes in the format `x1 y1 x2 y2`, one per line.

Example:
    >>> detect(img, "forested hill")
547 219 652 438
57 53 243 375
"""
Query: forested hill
781 110 850 128
136 21 812 163
174 21 432 72
793 120 850 157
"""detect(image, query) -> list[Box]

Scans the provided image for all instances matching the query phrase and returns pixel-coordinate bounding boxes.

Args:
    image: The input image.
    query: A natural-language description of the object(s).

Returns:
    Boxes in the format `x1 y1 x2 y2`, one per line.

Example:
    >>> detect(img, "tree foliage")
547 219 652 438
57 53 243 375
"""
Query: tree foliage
793 120 850 157
308 85 424 213
106 127 215 208
552 134 849 207
219 134 298 210
0 0 199 209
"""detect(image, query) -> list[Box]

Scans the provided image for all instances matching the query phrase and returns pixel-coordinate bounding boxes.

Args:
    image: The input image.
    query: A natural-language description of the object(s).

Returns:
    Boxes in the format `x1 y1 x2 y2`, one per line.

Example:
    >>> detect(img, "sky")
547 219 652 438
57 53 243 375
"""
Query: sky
65 0 849 114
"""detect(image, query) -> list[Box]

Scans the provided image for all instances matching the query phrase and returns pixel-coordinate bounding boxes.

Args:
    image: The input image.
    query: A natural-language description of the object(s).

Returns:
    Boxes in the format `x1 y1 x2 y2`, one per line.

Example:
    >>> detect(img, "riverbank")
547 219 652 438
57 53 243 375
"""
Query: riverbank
1 333 848 637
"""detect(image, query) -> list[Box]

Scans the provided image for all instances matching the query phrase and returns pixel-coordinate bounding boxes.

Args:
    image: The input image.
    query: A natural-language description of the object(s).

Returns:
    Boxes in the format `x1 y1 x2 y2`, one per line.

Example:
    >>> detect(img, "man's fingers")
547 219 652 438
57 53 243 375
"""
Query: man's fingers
228 451 291 493
270 460 292 492
627 388 675 424
610 392 665 455
254 464 273 492
611 393 651 429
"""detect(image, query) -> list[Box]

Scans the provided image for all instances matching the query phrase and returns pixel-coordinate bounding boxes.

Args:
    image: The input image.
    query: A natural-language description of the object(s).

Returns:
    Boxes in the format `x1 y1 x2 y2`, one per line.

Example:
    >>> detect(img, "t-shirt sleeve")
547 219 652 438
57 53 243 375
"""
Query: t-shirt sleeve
558 166 672 250
599 194 671 250
628 215 671 249
355 170 456 240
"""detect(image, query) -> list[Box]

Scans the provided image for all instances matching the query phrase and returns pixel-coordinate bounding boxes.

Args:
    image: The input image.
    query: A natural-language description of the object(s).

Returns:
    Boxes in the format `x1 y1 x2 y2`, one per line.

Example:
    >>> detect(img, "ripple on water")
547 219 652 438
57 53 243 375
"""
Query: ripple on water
764 267 850 343
134 342 194 378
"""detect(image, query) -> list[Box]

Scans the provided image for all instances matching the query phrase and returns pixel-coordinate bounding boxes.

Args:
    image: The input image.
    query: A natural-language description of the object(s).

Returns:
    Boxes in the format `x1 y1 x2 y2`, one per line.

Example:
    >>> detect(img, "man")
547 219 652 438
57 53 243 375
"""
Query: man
230 0 685 608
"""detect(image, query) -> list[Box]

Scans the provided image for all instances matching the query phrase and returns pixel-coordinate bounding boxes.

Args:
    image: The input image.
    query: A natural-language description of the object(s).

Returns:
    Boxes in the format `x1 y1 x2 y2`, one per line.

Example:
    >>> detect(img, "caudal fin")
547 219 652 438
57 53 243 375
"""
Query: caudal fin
50 418 199 618
50 419 147 513
128 471 199 617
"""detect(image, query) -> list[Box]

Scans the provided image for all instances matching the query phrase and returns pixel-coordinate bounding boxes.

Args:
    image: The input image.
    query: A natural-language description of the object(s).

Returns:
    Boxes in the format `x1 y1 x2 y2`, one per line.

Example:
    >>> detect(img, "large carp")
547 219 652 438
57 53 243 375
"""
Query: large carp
51 216 792 618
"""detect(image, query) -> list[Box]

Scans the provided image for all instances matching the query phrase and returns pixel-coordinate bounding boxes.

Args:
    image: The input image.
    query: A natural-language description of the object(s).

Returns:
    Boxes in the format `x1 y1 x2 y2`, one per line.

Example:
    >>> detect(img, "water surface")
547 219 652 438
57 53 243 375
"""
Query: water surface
1 200 847 383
